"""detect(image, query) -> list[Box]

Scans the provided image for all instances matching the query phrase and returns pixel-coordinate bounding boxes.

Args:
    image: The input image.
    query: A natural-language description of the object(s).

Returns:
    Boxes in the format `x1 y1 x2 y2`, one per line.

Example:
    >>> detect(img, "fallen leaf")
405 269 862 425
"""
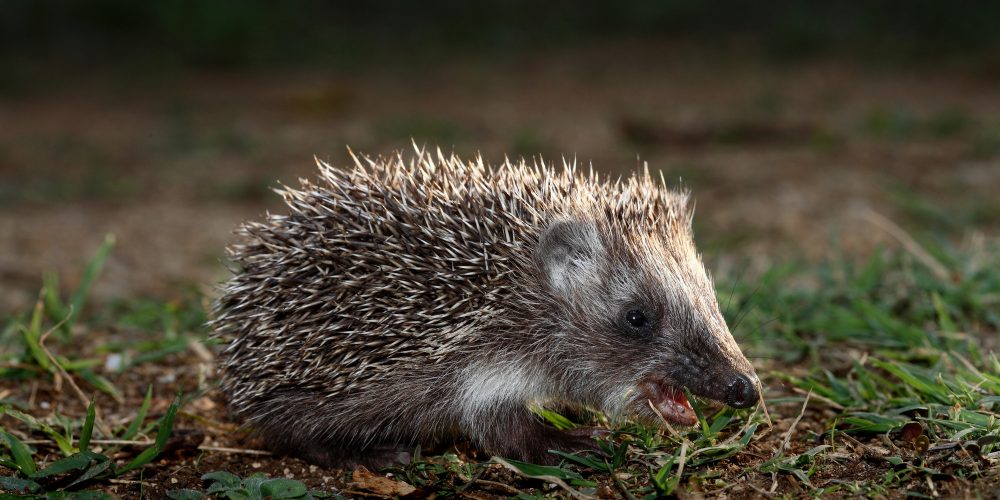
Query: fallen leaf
349 466 416 497
962 441 982 457
900 422 923 442
977 435 998 448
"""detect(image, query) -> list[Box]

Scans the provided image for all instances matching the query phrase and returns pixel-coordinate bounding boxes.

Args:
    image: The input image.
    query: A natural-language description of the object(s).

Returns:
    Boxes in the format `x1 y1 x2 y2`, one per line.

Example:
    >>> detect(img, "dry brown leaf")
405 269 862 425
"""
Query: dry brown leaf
349 466 416 497
900 422 923 442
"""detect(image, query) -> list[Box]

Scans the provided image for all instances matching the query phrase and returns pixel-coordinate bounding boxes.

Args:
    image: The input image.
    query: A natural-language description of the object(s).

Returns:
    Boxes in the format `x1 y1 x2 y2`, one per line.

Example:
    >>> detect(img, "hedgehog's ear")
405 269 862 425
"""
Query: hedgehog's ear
537 219 605 297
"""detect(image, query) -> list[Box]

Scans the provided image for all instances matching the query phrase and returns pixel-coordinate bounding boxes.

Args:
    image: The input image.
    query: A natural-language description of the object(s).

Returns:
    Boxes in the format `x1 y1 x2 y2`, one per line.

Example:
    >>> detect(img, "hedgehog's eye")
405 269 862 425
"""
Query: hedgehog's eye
619 304 655 336
625 309 647 328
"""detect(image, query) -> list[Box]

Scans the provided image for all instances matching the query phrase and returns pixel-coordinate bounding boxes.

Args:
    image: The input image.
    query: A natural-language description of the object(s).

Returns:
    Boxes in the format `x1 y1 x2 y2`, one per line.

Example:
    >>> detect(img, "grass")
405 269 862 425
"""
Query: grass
0 393 181 497
861 107 977 141
167 472 329 500
0 238 201 497
725 234 1000 494
1 224 998 496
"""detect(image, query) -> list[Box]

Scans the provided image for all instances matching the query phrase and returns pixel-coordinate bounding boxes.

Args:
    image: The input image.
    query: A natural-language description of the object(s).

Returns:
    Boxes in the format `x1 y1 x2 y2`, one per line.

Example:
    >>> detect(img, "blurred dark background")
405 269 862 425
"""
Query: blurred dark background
2 1 1000 312
5 1 1000 68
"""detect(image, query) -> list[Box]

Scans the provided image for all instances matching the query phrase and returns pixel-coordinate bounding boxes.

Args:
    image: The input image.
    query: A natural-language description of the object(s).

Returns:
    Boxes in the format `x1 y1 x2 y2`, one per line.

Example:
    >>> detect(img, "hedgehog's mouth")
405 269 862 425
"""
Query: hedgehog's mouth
639 377 697 426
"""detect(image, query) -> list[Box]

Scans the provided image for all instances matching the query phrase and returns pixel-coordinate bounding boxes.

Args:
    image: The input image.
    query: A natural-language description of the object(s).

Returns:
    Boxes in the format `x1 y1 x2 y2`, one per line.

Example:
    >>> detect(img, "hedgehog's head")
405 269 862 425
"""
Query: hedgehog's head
535 216 758 427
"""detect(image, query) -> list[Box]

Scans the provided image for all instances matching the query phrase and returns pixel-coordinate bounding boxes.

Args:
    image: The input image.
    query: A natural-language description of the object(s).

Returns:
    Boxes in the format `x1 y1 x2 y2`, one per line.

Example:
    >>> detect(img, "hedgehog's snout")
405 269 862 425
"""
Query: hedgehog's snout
665 328 759 410
724 373 760 408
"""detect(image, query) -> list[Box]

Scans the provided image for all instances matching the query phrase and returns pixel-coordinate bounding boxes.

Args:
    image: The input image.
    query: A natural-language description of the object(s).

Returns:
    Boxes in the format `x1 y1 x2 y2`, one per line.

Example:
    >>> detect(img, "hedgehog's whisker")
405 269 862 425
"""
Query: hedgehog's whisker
744 316 779 343
723 263 748 320
731 280 765 335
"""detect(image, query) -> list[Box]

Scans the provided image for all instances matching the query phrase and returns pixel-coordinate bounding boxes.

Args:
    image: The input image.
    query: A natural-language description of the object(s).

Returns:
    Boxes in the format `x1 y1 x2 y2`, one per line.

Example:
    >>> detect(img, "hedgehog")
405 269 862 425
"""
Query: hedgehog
213 147 760 467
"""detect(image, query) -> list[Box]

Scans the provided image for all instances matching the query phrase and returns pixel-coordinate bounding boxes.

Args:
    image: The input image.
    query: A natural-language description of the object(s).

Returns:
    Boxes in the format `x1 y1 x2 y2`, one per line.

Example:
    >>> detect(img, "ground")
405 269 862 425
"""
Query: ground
1 41 999 498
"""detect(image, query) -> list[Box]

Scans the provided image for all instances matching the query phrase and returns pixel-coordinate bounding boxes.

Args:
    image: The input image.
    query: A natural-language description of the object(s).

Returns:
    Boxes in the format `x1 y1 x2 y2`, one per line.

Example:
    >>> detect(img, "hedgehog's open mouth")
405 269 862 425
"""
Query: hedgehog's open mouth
639 377 697 426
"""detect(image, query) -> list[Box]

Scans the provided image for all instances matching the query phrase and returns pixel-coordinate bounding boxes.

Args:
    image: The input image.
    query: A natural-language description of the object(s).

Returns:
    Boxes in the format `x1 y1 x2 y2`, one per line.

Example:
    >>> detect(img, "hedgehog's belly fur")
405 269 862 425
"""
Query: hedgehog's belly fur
223 349 597 467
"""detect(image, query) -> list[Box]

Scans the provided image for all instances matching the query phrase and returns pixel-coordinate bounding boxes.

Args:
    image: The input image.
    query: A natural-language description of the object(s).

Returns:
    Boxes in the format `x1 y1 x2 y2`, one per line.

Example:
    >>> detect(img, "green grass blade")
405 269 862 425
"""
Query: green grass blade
493 457 581 480
31 452 96 479
153 398 180 450
532 407 576 430
79 398 96 451
117 396 180 474
65 234 116 333
121 385 153 440
1 430 37 476
66 458 114 488
652 454 678 494
547 449 611 471
871 359 949 404
0 475 41 493
18 324 51 372
77 369 123 402
118 446 160 475
42 272 67 331
3 408 74 455
932 292 957 332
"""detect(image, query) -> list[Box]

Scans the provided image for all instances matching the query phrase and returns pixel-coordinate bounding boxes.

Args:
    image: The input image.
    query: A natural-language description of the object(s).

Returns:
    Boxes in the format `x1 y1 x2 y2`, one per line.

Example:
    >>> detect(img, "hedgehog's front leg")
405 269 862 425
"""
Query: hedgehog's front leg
467 405 602 465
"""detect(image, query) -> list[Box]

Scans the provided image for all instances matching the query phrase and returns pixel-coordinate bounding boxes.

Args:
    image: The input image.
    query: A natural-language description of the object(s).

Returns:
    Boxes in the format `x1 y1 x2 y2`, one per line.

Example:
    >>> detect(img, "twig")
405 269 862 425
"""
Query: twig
790 386 843 411
675 441 688 485
27 380 38 409
197 445 273 456
109 478 153 487
339 490 392 499
857 208 951 282
37 305 114 438
492 457 593 500
837 433 864 453
178 411 241 432
950 352 990 391
93 439 153 446
648 398 764 463
746 479 775 497
472 479 523 496
704 479 743 495
709 406 764 451
757 379 773 427
647 400 694 448
613 473 638 500
22 438 153 446
187 338 214 362
777 391 811 456
925 475 939 497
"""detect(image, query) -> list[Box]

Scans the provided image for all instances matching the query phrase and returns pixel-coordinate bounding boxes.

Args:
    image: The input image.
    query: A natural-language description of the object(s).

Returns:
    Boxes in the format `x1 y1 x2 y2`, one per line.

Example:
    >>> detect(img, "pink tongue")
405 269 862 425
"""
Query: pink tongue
640 380 697 426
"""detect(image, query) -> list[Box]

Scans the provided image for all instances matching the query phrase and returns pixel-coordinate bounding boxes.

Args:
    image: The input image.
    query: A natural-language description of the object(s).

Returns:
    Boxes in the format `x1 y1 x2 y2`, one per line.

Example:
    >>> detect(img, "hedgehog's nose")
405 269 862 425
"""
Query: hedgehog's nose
725 373 759 408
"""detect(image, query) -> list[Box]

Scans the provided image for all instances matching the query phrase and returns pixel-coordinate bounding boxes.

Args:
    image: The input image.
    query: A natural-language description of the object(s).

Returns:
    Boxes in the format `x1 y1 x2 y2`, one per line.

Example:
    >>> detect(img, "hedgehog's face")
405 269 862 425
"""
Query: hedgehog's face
537 219 759 427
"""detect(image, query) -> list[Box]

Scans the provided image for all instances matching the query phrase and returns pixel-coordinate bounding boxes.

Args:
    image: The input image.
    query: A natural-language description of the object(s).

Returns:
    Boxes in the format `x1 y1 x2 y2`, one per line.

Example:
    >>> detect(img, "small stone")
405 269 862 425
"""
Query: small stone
104 353 124 372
